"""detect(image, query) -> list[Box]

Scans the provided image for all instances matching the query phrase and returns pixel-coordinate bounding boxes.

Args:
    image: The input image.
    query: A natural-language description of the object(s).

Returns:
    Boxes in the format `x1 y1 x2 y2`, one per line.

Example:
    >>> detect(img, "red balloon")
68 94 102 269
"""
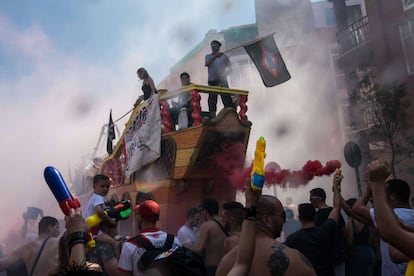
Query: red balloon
265 162 281 185
265 162 281 172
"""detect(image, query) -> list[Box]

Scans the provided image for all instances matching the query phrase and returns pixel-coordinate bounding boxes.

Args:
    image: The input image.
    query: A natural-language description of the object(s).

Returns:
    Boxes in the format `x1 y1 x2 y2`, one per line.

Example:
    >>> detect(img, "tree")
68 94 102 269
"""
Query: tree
352 67 413 178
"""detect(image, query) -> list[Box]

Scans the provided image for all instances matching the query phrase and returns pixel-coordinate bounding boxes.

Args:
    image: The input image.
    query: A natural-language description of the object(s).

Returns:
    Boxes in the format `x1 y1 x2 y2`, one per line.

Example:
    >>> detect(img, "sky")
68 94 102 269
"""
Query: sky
0 0 258 244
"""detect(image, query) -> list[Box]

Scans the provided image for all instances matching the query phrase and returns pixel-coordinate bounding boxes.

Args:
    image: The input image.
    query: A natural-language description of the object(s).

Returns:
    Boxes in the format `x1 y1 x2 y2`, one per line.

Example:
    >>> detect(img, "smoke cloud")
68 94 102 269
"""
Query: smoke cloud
0 0 360 250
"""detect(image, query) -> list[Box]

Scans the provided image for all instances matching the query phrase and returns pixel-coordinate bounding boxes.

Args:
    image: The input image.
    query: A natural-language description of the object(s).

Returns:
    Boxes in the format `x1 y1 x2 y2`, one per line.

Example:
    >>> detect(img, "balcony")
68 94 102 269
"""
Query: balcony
338 16 369 54
337 16 372 67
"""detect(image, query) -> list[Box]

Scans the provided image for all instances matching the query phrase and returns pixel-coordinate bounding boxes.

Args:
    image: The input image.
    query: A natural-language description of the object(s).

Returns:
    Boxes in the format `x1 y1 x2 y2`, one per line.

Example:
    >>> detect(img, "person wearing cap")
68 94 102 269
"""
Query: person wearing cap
117 200 181 275
205 40 234 118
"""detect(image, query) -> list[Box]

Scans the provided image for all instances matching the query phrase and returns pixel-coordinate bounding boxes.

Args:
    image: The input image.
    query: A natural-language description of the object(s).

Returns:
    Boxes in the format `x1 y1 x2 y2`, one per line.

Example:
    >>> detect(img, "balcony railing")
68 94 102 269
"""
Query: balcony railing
158 84 249 133
337 16 370 54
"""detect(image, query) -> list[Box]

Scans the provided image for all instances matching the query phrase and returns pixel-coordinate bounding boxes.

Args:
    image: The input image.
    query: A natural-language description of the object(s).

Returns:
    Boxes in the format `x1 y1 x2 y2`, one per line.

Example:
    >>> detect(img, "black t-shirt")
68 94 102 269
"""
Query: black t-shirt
285 219 337 276
315 207 347 264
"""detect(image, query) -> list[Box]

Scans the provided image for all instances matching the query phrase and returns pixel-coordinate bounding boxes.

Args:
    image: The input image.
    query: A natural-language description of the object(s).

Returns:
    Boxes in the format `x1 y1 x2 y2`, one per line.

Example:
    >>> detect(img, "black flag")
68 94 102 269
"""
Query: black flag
107 109 115 155
244 35 291 87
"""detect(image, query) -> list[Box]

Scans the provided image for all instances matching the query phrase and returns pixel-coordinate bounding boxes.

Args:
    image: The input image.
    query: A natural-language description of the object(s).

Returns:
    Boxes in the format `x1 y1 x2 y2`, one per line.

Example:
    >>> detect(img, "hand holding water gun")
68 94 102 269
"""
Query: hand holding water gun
331 168 343 196
86 200 132 228
251 136 266 192
334 168 343 189
44 166 95 248
106 200 132 220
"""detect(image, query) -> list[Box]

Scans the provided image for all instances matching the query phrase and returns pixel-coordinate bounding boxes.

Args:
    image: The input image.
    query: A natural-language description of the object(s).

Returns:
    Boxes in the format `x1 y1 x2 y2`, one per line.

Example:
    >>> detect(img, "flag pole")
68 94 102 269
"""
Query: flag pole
224 32 276 54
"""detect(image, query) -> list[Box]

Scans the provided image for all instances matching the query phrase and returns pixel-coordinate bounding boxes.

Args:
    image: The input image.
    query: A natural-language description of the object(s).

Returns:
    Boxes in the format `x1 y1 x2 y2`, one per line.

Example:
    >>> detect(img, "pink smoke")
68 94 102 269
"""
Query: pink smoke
229 160 341 190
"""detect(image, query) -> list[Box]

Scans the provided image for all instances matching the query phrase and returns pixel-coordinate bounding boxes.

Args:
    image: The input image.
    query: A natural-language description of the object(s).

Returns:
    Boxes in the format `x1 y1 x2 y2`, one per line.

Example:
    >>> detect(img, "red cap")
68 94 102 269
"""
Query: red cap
134 200 160 221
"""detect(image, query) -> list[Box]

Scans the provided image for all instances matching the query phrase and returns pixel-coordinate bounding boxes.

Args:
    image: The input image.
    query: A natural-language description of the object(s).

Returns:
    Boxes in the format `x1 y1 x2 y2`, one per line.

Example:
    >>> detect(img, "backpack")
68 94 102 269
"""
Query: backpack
130 233 206 276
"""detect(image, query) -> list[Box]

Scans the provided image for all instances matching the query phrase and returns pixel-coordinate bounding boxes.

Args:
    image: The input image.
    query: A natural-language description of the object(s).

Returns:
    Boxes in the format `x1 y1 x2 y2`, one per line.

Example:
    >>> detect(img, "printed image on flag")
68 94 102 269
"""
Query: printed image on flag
244 35 291 87
124 94 161 177
107 109 116 155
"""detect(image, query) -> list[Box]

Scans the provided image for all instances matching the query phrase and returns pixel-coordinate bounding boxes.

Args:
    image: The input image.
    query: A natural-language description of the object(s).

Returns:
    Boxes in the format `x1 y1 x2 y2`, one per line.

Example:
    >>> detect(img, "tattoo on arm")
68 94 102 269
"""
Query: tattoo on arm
267 243 289 276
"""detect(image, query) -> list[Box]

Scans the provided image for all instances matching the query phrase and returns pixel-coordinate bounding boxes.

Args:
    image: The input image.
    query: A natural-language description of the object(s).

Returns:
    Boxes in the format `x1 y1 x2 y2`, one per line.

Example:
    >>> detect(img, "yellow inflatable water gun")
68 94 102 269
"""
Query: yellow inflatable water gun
251 137 266 192
406 260 414 276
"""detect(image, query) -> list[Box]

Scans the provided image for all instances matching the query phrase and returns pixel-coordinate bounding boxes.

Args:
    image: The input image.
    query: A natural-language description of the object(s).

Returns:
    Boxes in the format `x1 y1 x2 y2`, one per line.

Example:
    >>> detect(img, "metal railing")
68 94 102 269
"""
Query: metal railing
337 16 370 54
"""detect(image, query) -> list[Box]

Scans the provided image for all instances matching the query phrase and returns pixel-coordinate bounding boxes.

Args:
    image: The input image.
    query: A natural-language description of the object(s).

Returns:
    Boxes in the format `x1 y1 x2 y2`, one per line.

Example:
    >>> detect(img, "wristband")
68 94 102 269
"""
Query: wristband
68 231 87 251
244 206 257 220
68 231 87 242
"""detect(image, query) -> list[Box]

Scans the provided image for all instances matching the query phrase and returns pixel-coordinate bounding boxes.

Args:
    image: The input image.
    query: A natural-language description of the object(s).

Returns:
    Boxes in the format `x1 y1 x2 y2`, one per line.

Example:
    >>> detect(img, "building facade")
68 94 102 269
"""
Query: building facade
332 0 414 186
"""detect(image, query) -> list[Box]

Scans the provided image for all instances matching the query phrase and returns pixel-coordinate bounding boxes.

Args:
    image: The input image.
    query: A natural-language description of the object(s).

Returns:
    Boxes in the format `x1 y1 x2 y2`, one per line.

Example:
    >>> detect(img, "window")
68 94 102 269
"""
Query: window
325 8 336 26
402 0 414 11
347 5 362 24
399 19 414 74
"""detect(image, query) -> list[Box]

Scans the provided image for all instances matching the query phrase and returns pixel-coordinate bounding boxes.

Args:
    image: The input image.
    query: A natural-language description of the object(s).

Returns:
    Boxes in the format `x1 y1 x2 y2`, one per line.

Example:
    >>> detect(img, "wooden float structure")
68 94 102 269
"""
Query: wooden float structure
100 84 252 235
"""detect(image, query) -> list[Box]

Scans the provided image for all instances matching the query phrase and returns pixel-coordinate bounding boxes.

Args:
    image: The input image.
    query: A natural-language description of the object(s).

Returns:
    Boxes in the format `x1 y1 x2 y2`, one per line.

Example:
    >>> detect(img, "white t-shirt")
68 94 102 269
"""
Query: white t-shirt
370 207 414 276
83 193 105 218
118 228 181 276
177 225 197 247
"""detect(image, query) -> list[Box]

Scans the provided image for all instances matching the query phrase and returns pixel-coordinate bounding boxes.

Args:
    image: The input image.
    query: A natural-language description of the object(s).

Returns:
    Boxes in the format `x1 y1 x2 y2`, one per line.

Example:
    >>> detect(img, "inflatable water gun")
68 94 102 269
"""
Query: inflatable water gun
85 200 132 228
406 260 414 276
44 166 81 215
44 166 95 248
107 200 132 220
334 168 343 189
335 168 342 180
251 136 266 192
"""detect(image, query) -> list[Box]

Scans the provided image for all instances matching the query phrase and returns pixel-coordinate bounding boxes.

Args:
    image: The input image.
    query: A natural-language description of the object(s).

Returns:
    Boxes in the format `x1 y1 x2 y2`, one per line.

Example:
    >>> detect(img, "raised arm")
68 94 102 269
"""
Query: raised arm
340 196 373 226
389 245 410 263
369 159 414 259
65 208 89 266
352 178 373 223
95 204 116 226
328 171 343 223
228 181 261 276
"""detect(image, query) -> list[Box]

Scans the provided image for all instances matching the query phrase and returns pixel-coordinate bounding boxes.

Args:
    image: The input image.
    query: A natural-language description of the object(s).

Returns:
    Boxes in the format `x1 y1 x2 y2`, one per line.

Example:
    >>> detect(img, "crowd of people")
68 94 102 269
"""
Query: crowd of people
0 159 412 275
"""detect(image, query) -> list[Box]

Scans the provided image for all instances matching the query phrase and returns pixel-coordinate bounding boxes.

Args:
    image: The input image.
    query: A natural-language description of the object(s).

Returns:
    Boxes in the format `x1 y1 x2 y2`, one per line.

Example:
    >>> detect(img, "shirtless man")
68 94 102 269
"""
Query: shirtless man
216 195 316 276
0 216 60 276
222 201 244 254
191 198 227 276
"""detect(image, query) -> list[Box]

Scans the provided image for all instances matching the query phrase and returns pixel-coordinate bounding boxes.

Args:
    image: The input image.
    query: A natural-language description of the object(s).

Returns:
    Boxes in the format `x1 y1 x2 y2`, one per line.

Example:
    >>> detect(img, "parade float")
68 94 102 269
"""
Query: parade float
99 84 251 235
